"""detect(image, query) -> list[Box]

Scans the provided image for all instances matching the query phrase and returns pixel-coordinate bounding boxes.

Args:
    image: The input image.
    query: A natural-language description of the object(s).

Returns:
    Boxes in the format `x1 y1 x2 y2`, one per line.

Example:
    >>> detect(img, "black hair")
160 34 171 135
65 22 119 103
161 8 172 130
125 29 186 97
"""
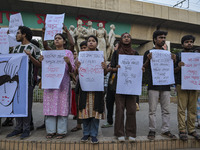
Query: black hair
30 39 40 48
181 35 195 45
87 35 98 43
54 33 68 48
80 41 87 48
153 30 168 44
18 26 32 42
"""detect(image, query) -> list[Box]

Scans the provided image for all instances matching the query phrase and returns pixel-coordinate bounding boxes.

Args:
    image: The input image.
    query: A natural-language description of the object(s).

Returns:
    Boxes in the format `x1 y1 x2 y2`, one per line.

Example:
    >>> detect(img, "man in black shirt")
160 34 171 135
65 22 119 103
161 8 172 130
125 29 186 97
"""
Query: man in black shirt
143 30 176 140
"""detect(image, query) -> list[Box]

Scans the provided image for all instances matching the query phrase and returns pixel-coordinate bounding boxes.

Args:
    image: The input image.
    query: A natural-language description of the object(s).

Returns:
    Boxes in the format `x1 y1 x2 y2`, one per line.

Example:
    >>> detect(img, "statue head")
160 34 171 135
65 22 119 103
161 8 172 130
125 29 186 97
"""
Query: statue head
110 24 115 30
99 22 103 28
69 25 75 31
88 21 92 27
77 19 83 26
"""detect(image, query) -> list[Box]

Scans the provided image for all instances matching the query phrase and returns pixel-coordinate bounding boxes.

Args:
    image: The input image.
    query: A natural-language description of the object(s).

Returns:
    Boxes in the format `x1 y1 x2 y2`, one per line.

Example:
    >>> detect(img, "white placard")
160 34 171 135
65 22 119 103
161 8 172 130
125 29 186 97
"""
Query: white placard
0 28 9 54
150 49 175 85
78 51 104 91
42 50 66 89
181 53 200 90
116 55 143 95
8 13 23 47
0 53 28 117
44 13 65 41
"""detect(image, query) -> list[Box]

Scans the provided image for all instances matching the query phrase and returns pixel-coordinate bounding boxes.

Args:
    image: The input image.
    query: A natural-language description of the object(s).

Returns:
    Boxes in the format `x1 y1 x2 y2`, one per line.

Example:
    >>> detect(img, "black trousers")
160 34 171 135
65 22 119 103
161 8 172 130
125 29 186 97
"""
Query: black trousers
106 87 115 125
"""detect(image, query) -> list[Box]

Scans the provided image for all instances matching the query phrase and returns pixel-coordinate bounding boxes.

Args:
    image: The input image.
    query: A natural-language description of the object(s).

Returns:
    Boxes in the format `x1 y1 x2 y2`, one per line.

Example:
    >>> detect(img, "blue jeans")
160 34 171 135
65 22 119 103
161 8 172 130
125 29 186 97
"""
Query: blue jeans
82 118 99 137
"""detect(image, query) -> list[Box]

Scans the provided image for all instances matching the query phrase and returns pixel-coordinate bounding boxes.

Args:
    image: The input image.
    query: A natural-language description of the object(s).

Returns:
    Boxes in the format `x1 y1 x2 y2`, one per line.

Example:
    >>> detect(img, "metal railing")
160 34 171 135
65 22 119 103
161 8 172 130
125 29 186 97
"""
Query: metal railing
33 85 177 103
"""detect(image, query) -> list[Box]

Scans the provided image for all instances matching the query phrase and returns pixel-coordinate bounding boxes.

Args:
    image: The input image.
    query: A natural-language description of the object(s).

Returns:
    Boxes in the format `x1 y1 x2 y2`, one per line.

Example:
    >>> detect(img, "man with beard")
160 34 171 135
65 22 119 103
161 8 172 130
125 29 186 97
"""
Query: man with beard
174 35 200 141
6 26 41 139
143 30 176 141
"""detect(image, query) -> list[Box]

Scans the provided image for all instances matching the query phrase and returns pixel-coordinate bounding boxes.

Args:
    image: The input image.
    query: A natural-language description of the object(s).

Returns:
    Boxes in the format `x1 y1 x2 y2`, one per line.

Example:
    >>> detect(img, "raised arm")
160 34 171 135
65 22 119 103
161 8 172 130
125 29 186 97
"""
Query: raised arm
63 24 75 52
42 24 52 50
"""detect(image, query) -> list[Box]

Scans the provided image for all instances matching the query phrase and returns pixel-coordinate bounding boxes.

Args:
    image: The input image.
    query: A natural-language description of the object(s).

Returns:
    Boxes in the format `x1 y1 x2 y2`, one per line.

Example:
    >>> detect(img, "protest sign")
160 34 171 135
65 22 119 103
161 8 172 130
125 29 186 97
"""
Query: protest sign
0 28 9 54
42 50 66 89
78 51 104 91
44 13 65 41
116 55 143 95
181 53 200 90
8 13 23 47
150 50 175 85
0 53 28 117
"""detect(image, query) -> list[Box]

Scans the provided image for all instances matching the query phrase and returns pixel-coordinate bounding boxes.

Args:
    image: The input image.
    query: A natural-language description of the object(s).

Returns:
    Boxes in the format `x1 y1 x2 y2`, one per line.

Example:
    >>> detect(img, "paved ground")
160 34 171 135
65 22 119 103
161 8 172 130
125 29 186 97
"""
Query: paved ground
1 102 200 139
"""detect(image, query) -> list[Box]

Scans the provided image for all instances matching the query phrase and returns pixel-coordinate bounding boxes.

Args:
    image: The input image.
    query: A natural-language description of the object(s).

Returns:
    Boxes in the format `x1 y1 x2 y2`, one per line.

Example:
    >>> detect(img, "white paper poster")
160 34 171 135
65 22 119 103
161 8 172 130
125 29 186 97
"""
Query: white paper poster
78 51 104 91
0 53 28 117
116 55 143 95
0 28 9 54
8 13 23 47
44 13 65 41
42 50 66 89
150 50 175 85
181 53 200 90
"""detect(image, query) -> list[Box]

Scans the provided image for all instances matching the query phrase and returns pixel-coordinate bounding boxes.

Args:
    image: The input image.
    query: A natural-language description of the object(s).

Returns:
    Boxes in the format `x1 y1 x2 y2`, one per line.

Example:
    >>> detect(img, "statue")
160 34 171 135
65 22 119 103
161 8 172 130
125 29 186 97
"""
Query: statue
87 21 96 36
74 19 87 53
96 22 107 60
69 25 75 43
107 24 116 61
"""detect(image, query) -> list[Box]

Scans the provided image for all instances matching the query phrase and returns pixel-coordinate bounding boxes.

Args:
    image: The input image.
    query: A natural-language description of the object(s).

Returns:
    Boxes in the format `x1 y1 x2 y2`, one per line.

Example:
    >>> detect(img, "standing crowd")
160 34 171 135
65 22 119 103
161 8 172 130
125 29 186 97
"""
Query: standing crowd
0 22 200 144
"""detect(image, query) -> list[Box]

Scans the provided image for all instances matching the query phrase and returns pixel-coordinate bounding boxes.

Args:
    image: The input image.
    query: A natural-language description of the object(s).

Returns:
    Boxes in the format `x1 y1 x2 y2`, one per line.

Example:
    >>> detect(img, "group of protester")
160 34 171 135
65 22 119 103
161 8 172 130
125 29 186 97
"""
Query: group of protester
0 23 200 144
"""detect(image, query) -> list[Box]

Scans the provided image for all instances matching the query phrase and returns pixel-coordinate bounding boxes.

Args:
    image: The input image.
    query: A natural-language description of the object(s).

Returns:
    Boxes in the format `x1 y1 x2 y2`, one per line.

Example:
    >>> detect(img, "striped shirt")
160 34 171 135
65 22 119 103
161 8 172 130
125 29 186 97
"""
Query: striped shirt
13 43 41 86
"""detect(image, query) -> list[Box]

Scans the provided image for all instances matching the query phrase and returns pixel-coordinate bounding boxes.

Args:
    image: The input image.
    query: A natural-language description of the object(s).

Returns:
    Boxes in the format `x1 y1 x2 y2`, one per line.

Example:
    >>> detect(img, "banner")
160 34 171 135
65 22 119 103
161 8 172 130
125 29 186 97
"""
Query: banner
181 53 200 90
78 51 104 91
0 28 9 54
0 53 28 117
116 55 143 95
42 50 66 89
8 13 23 47
44 13 65 41
150 50 175 85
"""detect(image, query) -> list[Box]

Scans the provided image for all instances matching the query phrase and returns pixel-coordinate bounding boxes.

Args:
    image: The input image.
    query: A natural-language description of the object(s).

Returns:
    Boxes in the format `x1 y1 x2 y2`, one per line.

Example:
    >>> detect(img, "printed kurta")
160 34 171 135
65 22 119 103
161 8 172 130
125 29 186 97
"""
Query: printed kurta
79 92 105 119
43 50 75 116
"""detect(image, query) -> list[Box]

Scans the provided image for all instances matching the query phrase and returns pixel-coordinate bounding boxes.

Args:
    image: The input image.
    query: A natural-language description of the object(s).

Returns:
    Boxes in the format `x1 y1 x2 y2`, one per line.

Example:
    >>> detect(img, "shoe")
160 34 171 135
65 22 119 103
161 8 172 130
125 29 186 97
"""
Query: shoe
2 118 14 126
81 135 90 142
128 136 136 142
147 131 155 140
118 136 125 142
136 103 140 111
91 136 99 144
188 131 200 141
179 131 188 141
36 124 45 130
6 130 23 138
161 131 177 140
20 130 30 140
101 123 113 128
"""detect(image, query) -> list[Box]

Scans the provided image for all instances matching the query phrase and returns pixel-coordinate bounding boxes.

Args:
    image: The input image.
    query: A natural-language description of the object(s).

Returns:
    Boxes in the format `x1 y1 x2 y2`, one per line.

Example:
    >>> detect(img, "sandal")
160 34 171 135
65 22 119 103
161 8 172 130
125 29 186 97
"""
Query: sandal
147 131 155 140
179 131 188 141
188 131 200 141
162 131 177 140
56 134 66 139
71 127 82 132
46 133 56 139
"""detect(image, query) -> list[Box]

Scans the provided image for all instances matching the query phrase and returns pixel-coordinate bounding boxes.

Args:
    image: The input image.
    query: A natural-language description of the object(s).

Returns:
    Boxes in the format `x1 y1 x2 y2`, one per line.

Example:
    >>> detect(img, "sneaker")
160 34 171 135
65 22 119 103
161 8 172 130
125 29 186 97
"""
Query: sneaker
101 123 113 128
20 130 30 140
6 130 23 138
81 135 90 142
118 136 125 142
91 136 99 144
128 136 136 142
147 130 155 140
